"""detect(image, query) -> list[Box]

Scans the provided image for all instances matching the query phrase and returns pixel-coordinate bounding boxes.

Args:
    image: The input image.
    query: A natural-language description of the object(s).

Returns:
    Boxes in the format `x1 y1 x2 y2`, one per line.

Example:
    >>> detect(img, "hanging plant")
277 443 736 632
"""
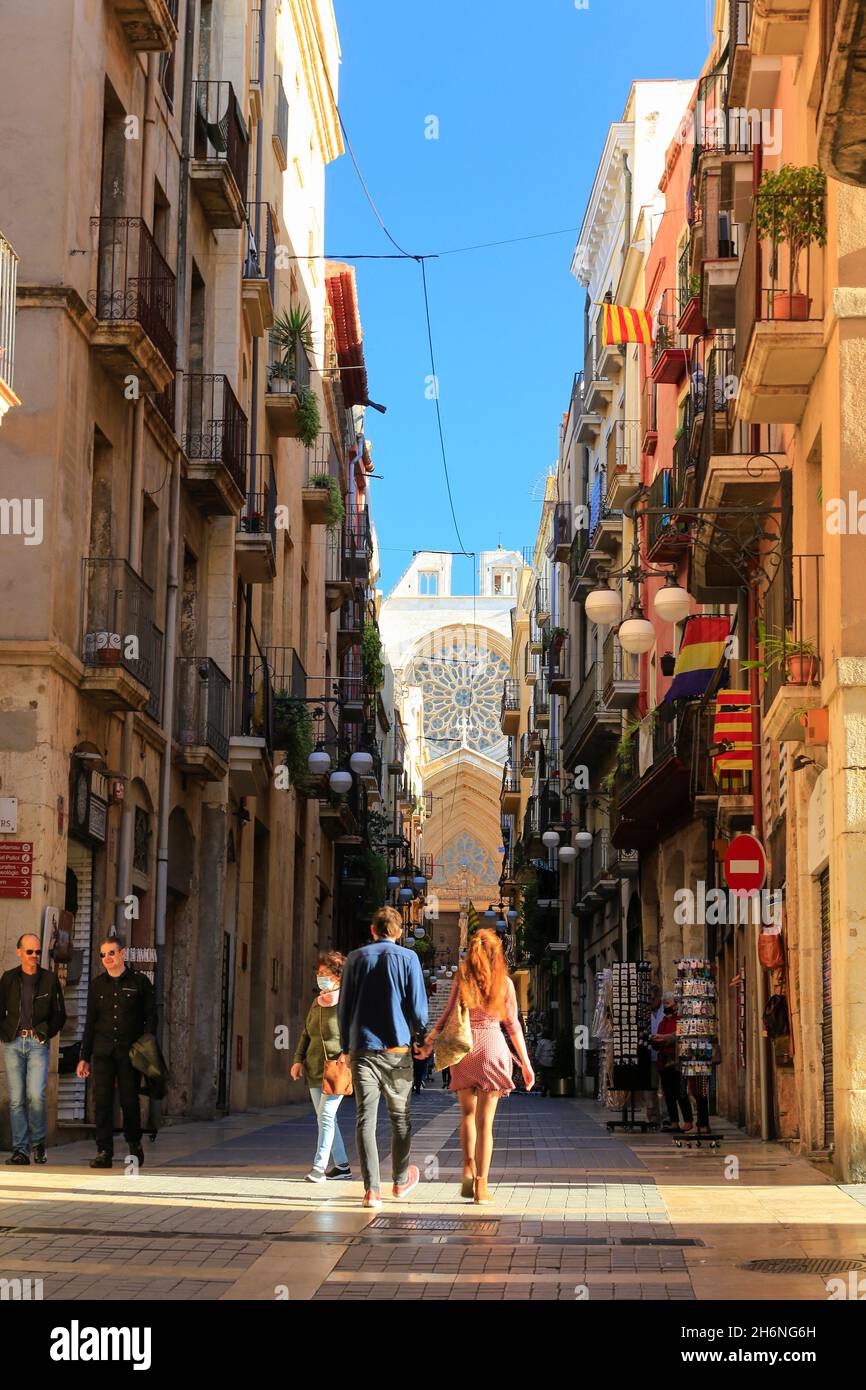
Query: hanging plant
362 621 385 690
273 693 313 787
296 388 322 447
307 472 344 531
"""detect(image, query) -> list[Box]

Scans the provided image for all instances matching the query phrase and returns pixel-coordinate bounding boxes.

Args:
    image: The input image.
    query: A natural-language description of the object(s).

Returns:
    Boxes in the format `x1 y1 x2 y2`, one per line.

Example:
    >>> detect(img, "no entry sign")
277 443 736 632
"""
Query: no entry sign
724 833 766 895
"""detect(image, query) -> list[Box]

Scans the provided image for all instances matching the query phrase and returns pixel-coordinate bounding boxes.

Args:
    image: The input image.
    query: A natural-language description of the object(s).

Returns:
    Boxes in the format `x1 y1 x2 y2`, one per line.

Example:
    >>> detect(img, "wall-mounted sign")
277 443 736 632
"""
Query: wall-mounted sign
0 798 17 833
0 841 33 898
88 796 108 845
807 769 829 875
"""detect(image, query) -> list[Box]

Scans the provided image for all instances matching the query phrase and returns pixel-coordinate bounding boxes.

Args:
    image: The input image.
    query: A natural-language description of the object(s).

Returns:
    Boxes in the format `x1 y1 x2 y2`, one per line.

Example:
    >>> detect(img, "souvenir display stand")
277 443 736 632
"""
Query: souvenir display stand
673 957 721 1149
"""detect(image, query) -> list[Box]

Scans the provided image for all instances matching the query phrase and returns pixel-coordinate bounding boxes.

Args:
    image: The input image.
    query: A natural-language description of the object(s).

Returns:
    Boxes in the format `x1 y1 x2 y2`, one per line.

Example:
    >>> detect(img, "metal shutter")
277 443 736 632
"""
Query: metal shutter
820 867 834 1148
58 842 93 1123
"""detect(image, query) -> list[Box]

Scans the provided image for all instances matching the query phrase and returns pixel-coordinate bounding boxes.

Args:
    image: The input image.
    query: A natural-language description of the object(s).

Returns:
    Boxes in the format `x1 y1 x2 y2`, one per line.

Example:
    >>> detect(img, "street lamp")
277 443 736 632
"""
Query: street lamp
558 844 577 863
349 749 373 776
542 828 560 850
617 600 657 655
584 579 622 627
329 768 353 795
653 573 691 624
574 828 593 851
308 743 331 777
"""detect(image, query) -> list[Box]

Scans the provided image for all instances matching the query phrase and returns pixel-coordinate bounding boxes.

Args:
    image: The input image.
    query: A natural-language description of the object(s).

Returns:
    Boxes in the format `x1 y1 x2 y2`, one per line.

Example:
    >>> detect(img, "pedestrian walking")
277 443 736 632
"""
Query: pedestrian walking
291 951 352 1184
76 939 156 1169
0 934 66 1165
338 905 428 1210
418 928 534 1204
651 991 693 1132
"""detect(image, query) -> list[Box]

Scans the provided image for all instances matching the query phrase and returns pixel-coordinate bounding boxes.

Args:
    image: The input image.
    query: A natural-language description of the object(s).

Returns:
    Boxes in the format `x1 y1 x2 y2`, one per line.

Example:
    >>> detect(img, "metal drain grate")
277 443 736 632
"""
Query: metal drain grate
368 1217 499 1234
740 1257 866 1275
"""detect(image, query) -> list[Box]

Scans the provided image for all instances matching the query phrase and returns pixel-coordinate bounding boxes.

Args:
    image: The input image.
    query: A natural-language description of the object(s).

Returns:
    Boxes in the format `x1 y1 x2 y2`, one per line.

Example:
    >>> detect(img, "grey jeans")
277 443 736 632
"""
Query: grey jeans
350 1049 413 1193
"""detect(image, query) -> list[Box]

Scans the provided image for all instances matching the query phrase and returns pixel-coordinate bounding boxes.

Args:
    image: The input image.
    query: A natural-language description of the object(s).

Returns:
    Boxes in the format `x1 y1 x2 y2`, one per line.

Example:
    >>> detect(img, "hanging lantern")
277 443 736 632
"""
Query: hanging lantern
584 580 621 627
484 906 497 920
413 875 427 890
653 575 691 625
329 769 353 795
399 885 414 901
574 828 593 850
387 874 401 889
542 828 560 849
308 744 331 777
558 844 577 863
618 615 656 654
507 908 518 922
349 750 373 776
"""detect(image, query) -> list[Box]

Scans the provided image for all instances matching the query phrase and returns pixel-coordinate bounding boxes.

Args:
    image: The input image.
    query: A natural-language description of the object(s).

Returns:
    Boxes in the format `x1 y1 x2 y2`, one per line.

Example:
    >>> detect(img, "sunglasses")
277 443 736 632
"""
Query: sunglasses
100 950 119 960
21 949 39 957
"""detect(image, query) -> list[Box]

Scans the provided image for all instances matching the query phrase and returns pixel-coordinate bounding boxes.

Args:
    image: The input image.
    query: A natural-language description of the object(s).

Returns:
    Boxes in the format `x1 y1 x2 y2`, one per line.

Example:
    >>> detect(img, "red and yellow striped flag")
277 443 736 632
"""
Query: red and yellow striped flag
712 689 753 775
602 302 653 346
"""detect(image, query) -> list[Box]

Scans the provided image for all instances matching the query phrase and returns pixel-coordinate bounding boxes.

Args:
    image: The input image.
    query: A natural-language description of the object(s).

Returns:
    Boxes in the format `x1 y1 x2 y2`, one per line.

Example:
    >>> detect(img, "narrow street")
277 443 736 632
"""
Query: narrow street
2 1095 864 1303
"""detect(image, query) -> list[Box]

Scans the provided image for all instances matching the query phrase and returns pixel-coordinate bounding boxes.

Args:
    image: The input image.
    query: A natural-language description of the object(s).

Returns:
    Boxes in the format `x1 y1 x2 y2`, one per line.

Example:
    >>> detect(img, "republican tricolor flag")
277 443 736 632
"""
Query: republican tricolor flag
664 615 731 702
602 302 653 347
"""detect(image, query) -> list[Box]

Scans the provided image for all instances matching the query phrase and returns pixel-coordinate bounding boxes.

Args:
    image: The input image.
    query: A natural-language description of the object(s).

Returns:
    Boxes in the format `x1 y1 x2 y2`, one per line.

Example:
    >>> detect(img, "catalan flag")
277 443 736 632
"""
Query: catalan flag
712 690 753 775
602 302 653 347
466 902 480 935
664 615 731 702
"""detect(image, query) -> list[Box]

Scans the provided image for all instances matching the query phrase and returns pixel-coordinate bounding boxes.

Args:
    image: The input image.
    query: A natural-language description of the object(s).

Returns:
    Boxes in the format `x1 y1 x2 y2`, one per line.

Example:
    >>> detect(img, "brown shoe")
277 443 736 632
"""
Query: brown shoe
473 1176 491 1205
460 1163 476 1199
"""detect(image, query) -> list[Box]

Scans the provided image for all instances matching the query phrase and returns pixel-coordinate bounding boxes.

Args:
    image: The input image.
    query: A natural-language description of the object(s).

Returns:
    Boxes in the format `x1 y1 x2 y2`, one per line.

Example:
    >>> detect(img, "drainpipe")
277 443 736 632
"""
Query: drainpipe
153 0 198 1044
113 56 160 936
748 575 770 1140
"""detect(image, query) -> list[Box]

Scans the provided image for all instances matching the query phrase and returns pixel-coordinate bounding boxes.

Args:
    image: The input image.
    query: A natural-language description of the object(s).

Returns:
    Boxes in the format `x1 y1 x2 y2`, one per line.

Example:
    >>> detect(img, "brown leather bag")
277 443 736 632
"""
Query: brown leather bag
322 1053 353 1096
758 931 784 970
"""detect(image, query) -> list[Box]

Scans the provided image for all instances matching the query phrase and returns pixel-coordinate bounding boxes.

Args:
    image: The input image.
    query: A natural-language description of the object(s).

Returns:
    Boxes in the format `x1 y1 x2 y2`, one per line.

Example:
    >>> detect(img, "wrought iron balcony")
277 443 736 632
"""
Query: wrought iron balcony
550 502 572 563
761 552 824 724
500 678 520 735
236 455 277 583
548 636 570 698
602 630 639 709
535 579 551 624
500 766 521 814
533 671 550 728
734 191 826 425
273 76 289 170
561 664 619 772
90 217 176 391
651 289 689 385
174 656 231 777
242 203 276 336
344 504 373 580
81 558 156 712
183 374 248 513
191 81 249 228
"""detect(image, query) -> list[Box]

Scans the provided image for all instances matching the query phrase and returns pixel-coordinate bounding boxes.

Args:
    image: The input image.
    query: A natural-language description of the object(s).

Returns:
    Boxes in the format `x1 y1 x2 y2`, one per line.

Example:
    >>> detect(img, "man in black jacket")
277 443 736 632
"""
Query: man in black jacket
0 935 66 1165
76 938 156 1169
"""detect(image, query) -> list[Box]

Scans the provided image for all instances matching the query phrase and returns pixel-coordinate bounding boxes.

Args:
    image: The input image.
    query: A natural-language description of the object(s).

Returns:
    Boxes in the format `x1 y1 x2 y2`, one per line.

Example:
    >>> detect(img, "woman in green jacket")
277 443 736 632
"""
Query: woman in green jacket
291 951 351 1183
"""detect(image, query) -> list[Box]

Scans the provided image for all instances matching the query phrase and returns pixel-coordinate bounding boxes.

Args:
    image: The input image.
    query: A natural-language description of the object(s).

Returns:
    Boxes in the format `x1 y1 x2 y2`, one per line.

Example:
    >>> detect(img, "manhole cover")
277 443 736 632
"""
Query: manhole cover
740 1258 866 1275
368 1217 499 1234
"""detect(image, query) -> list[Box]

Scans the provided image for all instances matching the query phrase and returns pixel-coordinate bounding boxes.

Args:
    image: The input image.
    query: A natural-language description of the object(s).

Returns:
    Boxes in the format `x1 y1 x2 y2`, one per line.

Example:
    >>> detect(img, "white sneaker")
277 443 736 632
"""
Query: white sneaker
305 1166 327 1183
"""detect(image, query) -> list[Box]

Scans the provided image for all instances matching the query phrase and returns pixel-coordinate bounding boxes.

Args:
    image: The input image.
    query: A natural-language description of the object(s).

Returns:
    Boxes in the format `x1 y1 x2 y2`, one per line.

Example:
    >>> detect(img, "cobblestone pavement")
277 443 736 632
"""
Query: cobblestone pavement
1 1093 864 1301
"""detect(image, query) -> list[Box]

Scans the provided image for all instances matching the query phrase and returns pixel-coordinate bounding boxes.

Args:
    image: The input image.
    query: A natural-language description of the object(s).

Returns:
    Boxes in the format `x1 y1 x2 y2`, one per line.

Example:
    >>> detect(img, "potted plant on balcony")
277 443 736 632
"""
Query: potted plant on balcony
307 473 344 532
742 621 819 685
296 387 321 447
240 509 264 534
273 693 313 786
361 621 384 690
270 305 313 384
754 165 827 321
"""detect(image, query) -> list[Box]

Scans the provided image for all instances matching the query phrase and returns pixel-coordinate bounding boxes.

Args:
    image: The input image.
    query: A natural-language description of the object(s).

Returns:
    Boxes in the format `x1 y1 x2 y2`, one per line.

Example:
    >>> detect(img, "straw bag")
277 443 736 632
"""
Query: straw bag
434 985 473 1071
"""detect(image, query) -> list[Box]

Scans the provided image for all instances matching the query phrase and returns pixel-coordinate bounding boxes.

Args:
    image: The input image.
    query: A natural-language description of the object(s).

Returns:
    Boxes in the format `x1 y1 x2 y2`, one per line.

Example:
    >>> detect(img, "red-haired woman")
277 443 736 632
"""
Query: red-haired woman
418 929 534 1204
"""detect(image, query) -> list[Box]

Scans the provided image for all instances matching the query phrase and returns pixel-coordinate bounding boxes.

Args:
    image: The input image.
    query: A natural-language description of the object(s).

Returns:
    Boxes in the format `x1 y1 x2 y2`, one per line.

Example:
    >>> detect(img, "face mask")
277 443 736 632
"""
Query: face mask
663 1005 674 1014
317 976 335 992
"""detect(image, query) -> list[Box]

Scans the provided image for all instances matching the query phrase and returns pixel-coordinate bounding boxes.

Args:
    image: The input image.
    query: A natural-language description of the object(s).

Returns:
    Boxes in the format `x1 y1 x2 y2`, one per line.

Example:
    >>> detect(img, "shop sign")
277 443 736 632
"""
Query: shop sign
88 796 108 845
0 798 17 833
0 841 33 899
807 769 829 875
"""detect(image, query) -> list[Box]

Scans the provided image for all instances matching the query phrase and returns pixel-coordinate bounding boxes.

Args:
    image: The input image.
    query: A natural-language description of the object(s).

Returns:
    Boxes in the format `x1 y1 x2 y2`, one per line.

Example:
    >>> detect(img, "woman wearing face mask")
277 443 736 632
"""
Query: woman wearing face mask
291 951 352 1183
651 991 694 1133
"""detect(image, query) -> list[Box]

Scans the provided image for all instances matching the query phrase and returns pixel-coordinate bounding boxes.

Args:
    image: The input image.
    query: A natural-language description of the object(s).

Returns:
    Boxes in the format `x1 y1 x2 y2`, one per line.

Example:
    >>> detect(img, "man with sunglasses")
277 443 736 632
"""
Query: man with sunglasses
76 938 156 1169
0 934 66 1165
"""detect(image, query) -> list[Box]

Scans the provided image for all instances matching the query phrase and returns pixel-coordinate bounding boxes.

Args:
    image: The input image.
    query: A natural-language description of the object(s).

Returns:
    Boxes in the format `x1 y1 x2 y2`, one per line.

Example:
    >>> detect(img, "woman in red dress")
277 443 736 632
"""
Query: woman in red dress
418 929 534 1204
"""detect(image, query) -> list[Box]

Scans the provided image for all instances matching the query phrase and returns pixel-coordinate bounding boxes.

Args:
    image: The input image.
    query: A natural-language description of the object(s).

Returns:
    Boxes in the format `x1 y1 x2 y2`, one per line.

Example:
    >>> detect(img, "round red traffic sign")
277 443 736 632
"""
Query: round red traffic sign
724 833 767 894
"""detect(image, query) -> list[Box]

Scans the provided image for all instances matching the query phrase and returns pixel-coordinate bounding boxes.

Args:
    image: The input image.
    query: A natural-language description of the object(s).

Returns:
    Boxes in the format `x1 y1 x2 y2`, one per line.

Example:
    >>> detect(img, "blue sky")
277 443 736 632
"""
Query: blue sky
327 0 711 595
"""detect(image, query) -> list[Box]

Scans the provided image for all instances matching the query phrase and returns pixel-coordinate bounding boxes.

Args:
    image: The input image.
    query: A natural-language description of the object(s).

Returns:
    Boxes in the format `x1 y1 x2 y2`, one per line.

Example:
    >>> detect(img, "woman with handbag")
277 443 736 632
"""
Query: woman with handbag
417 929 534 1205
291 951 353 1184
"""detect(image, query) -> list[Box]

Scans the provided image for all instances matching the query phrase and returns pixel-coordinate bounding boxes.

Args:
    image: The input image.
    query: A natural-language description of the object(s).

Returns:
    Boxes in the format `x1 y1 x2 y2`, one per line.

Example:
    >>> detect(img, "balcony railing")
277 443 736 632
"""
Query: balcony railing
652 289 689 381
266 330 311 396
501 678 519 720
535 579 551 621
243 203 276 300
602 629 639 698
305 431 340 486
534 671 550 718
273 76 289 167
174 657 231 763
233 642 273 749
145 626 163 722
239 454 277 549
0 232 18 412
645 468 674 554
550 502 572 560
524 645 539 683
696 71 754 156
640 377 657 453
184 374 247 493
562 664 604 755
193 80 249 201
91 217 177 370
761 553 824 714
82 558 156 690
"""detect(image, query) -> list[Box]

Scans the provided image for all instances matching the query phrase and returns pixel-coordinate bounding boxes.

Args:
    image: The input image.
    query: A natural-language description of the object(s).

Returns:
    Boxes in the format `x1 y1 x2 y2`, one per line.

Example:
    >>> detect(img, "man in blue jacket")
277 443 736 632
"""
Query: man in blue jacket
339 905 428 1210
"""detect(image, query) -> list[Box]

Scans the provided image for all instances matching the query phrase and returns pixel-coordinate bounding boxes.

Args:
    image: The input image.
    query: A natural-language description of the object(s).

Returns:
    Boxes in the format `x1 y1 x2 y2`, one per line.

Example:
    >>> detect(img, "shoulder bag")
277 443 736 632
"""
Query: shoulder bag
320 1007 352 1096
434 982 473 1072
